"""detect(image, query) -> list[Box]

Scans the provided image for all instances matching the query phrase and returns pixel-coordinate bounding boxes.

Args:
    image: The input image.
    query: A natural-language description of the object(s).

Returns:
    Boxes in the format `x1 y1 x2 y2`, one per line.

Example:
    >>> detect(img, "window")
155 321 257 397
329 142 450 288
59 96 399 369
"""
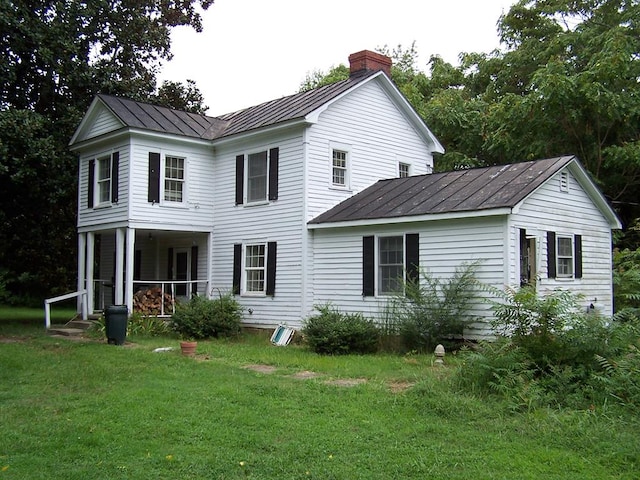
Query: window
245 244 266 293
556 236 573 277
164 156 185 202
378 236 404 294
235 148 279 205
332 149 348 187
96 156 112 204
399 162 410 178
363 234 419 296
547 231 582 279
233 242 277 296
88 151 118 208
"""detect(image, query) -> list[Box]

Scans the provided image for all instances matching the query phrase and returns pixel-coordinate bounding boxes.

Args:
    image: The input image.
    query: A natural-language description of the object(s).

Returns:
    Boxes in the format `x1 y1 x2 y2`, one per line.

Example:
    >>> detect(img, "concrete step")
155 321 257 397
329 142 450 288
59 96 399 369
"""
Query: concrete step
47 326 86 336
66 320 94 330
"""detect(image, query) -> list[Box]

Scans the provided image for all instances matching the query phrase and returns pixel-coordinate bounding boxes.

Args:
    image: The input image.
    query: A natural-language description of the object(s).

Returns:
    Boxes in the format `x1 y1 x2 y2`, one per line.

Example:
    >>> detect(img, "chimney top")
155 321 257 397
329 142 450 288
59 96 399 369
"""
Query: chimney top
348 50 392 77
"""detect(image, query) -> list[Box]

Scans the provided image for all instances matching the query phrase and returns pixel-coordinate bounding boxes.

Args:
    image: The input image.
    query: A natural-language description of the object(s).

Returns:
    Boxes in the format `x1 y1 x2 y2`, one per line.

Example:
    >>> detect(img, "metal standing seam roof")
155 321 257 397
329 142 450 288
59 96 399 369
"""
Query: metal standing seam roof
96 71 378 141
309 156 576 224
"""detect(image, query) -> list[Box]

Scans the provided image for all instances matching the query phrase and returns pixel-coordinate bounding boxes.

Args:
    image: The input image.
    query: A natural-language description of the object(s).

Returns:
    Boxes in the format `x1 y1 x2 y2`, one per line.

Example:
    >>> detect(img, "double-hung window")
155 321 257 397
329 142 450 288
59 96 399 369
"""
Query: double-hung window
96 156 112 204
362 234 419 297
245 244 266 293
332 149 348 187
235 148 279 205
378 236 404 294
547 231 582 280
233 242 278 296
556 235 574 277
164 156 185 203
398 162 410 178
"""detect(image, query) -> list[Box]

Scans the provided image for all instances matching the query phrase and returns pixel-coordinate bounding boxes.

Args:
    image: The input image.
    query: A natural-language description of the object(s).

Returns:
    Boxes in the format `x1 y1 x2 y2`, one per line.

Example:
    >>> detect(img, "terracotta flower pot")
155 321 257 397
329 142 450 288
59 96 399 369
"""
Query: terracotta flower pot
180 340 197 356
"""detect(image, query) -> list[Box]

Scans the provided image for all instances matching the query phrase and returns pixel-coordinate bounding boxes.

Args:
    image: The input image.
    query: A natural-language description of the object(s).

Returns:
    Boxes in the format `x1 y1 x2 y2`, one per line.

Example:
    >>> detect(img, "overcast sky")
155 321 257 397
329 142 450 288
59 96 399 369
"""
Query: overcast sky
160 0 516 115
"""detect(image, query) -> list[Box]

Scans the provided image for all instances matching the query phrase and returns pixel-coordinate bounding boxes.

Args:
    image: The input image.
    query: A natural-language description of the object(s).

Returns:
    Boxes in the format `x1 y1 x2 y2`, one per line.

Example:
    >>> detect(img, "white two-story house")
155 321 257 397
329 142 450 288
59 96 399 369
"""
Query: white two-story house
69 50 621 337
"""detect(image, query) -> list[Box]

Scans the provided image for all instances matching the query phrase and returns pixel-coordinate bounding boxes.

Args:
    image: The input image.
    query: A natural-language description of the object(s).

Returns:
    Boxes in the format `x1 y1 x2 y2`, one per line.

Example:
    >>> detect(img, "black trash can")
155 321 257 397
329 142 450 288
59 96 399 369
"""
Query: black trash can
105 305 128 345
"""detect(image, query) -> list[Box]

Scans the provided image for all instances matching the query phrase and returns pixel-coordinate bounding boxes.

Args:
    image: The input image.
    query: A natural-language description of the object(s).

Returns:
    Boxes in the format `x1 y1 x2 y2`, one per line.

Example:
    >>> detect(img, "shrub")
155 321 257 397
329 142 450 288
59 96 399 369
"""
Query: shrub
613 246 640 317
127 312 171 337
391 261 480 352
302 304 380 355
171 293 242 340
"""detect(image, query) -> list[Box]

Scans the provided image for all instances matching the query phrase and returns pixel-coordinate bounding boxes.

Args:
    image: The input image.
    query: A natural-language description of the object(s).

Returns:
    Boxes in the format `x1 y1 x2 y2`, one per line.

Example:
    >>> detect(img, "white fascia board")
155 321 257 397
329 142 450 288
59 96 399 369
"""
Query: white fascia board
305 72 445 155
212 118 311 148
307 207 512 230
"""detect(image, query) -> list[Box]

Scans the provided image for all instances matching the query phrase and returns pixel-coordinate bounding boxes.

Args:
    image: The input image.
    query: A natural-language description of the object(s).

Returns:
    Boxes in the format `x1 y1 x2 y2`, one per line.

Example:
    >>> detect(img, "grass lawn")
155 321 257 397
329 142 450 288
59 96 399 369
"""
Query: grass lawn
0 310 638 479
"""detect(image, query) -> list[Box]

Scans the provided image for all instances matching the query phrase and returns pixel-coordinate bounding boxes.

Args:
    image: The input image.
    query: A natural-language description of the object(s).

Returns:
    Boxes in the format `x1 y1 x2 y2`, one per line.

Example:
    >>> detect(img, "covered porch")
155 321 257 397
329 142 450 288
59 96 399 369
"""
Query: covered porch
77 227 211 317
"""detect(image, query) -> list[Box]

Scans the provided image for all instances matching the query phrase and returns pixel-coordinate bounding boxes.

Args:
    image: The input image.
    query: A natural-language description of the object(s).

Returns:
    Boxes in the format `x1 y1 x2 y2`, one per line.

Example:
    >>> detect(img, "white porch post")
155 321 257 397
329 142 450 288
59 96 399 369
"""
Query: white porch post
207 231 213 298
77 233 86 314
86 232 95 314
115 227 125 305
125 227 135 313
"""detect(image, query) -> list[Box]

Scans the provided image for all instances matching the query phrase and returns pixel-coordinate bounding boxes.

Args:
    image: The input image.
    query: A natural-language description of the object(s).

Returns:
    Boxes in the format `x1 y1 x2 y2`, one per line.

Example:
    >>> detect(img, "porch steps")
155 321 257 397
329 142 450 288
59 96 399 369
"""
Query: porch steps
47 318 96 337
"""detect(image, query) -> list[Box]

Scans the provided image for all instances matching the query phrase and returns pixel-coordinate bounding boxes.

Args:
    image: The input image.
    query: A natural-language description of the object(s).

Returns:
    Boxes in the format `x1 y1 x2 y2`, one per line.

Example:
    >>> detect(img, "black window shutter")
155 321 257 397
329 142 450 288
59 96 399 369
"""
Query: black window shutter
191 245 198 295
88 159 95 208
405 233 419 287
148 152 160 203
232 244 242 295
266 241 277 296
363 236 375 296
574 235 582 279
547 231 556 278
111 151 119 203
235 155 244 205
268 147 279 201
167 247 174 280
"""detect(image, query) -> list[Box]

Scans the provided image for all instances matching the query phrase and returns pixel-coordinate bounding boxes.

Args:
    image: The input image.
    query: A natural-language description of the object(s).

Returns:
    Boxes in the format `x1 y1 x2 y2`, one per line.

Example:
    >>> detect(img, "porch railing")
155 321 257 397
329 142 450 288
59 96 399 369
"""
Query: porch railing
92 279 209 317
44 290 88 329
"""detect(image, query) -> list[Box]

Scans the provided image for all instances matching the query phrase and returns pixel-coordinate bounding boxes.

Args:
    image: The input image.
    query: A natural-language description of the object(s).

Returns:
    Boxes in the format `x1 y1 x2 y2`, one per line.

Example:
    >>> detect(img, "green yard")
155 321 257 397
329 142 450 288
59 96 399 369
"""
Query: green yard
0 311 638 479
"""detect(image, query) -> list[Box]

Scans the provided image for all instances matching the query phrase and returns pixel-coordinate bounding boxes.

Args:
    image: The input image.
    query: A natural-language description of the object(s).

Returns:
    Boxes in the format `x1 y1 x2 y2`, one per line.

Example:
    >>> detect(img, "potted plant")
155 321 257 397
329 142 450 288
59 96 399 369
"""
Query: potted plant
179 337 198 356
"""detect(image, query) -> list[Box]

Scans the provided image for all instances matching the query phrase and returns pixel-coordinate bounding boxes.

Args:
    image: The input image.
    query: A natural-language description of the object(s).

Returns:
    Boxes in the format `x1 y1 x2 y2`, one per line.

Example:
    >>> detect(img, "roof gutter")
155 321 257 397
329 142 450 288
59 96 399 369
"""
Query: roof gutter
307 207 512 230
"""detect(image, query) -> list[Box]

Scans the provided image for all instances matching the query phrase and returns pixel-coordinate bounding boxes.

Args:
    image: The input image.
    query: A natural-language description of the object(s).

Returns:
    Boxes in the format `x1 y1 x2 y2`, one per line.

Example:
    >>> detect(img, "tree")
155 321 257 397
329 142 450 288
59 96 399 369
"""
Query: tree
0 0 213 303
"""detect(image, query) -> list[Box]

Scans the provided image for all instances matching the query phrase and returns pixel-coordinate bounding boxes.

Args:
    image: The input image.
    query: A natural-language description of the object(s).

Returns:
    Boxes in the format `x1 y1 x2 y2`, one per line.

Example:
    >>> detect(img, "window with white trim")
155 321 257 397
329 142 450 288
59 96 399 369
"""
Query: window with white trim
164 155 185 202
556 235 574 277
332 149 348 187
399 162 410 178
378 236 404 295
247 151 268 203
244 243 266 293
96 156 112 204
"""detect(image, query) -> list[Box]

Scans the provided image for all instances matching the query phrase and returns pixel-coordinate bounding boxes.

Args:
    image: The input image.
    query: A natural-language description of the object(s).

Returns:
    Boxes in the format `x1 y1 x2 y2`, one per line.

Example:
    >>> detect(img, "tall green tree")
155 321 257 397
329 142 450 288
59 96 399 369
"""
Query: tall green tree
0 0 212 303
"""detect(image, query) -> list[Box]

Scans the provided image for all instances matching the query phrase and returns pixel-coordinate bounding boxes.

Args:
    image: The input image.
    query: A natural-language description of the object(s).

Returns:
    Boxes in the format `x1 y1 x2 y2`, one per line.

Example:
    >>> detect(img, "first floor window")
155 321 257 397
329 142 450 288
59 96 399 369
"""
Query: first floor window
97 155 112 204
556 235 574 277
378 236 404 294
245 244 266 293
233 242 277 296
164 156 185 202
332 149 348 187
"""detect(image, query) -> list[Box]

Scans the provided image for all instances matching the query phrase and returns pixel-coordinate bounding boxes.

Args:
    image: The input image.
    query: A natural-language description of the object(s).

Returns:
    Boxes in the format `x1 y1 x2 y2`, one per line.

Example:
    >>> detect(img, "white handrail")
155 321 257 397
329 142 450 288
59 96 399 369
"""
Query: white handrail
44 290 88 329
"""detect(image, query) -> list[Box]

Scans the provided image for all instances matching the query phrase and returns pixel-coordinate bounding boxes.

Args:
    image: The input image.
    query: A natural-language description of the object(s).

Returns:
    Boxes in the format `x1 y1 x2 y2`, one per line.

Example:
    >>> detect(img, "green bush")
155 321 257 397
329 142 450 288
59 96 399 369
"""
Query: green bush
171 293 242 340
613 246 640 317
391 261 480 352
302 304 380 355
127 312 171 337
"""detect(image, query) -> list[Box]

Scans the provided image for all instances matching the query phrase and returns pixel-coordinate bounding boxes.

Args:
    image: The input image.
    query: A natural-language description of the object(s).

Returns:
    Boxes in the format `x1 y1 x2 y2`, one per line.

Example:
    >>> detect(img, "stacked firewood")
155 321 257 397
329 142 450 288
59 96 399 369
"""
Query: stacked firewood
133 287 174 315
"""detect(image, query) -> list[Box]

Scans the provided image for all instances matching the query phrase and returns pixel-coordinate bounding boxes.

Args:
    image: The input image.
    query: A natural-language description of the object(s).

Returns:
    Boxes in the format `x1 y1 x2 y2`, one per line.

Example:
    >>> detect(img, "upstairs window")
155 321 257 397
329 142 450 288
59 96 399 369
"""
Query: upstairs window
235 148 279 205
399 162 410 178
332 149 348 187
96 156 112 204
164 156 185 202
88 151 119 208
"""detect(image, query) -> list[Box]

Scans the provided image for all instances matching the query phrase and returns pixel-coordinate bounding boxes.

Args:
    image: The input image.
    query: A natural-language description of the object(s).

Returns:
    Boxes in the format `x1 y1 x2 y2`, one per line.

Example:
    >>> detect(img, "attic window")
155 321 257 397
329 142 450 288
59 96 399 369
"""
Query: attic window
560 171 569 192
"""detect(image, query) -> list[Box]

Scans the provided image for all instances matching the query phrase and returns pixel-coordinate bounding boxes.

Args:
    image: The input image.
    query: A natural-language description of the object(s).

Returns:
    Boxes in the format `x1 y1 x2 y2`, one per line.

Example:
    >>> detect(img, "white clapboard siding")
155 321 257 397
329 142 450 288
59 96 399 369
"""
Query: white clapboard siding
85 106 123 140
210 131 306 327
127 135 215 230
77 143 129 229
511 168 615 315
305 80 435 222
311 216 508 336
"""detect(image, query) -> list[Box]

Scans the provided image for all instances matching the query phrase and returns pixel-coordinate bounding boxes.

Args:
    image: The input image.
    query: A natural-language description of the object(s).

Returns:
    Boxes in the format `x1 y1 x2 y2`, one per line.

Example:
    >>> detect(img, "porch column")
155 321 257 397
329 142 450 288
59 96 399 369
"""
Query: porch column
115 227 125 305
77 233 86 314
125 227 135 313
207 231 213 298
86 232 95 314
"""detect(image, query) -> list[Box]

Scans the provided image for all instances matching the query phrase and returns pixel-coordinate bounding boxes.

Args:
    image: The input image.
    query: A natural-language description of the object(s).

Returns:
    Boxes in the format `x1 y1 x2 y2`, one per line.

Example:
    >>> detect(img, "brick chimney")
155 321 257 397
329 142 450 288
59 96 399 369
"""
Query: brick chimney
348 50 392 77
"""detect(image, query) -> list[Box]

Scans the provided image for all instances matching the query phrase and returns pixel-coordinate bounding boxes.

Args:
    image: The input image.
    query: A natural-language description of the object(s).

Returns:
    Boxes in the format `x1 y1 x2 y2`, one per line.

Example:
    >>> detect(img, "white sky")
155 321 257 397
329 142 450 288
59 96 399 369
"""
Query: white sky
160 0 516 115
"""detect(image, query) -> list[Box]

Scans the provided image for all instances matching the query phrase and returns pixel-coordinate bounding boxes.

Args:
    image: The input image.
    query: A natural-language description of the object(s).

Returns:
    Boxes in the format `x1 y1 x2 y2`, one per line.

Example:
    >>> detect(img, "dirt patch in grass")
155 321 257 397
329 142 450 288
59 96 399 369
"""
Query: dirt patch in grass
0 336 28 343
244 364 278 374
324 378 367 387
387 380 415 393
290 370 321 380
